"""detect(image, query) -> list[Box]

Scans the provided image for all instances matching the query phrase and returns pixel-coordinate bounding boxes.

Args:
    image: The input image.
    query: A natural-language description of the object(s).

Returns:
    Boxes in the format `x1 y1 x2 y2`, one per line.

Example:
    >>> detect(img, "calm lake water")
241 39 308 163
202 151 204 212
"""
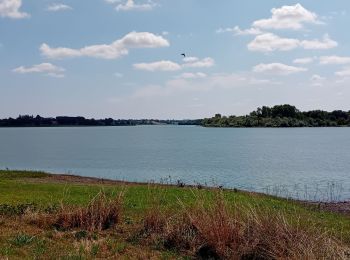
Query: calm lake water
0 126 349 201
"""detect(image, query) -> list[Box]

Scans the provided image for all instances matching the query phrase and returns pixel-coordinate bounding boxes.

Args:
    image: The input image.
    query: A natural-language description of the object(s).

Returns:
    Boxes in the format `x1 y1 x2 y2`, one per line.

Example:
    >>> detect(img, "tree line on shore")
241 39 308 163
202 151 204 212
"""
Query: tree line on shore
202 104 350 127
0 115 201 127
1 105 350 127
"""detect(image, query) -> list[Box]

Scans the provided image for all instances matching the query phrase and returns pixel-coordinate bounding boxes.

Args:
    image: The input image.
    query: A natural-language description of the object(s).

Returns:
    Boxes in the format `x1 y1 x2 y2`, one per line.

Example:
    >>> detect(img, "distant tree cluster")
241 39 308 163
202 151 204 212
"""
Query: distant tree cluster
0 115 202 127
202 105 350 127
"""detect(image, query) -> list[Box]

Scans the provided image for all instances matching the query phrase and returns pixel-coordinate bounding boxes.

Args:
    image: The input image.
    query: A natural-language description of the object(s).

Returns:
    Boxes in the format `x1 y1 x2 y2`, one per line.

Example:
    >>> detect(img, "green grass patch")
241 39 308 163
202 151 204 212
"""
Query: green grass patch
10 234 35 247
0 170 349 258
0 170 49 179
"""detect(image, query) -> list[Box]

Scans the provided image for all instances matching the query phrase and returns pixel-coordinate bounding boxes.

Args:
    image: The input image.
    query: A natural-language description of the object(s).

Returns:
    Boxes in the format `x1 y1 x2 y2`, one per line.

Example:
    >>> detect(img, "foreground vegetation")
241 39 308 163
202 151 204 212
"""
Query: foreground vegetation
203 104 350 127
0 170 350 259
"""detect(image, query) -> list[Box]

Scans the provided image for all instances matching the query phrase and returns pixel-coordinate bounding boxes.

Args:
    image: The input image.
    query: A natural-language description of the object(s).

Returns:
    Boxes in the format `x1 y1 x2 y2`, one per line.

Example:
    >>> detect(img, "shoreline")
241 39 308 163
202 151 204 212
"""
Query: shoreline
16 171 350 216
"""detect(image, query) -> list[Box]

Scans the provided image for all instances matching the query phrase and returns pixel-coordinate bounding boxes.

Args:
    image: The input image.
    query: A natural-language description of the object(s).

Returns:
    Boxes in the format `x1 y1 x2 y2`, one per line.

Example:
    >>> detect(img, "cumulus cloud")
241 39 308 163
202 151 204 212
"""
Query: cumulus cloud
216 26 263 35
227 5 335 53
13 63 65 77
218 4 322 38
47 3 72 12
233 26 263 35
40 31 169 59
182 56 198 63
176 72 207 79
105 0 121 3
40 44 82 59
293 57 314 64
335 67 350 77
182 57 215 68
134 60 182 71
248 33 300 52
106 0 156 11
319 55 350 65
252 3 321 30
0 0 29 19
248 33 337 52
253 63 307 75
134 56 215 72
300 34 338 50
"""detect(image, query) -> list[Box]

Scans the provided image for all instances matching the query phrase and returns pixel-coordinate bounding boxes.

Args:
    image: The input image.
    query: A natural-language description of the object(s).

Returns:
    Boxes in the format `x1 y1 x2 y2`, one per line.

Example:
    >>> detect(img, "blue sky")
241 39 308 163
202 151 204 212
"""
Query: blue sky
1 0 350 119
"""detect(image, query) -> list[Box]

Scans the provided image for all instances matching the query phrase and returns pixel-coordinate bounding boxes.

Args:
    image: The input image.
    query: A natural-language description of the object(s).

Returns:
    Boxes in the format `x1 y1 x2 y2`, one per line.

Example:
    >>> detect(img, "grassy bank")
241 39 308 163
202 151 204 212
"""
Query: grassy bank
0 170 350 259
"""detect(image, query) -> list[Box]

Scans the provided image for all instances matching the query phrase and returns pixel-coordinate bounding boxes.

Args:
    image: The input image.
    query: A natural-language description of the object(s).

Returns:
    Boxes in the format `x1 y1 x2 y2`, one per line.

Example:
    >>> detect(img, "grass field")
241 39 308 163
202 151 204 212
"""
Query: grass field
0 170 350 259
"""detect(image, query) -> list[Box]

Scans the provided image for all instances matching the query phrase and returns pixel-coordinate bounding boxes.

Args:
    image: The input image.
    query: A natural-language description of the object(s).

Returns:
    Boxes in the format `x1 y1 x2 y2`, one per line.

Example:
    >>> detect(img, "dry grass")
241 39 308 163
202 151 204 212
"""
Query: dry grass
9 188 350 259
3 170 349 259
54 191 123 231
27 191 124 232
139 191 350 259
141 207 199 254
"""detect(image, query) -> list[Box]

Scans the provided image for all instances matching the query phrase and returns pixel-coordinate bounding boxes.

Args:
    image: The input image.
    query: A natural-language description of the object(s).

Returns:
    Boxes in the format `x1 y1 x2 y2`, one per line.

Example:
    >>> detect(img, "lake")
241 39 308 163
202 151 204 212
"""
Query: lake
0 126 349 201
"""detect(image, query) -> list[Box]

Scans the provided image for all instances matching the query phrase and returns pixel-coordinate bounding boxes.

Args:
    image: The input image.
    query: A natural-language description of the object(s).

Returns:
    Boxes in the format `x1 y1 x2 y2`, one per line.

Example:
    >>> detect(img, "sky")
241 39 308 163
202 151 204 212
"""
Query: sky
1 0 350 119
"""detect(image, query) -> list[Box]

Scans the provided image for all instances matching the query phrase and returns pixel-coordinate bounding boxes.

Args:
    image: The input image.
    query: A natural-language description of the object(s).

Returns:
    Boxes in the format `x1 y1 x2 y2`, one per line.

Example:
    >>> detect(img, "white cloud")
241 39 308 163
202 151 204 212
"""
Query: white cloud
252 3 320 30
0 0 29 19
134 60 182 71
233 26 263 35
182 57 215 68
40 44 82 59
176 72 207 79
13 63 65 77
216 26 262 35
300 34 338 50
248 33 300 52
40 31 169 59
319 55 350 65
105 0 121 3
335 67 350 77
182 56 198 63
248 33 337 52
253 63 307 75
293 57 314 64
47 3 72 12
120 31 168 48
115 0 155 11
134 56 215 72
